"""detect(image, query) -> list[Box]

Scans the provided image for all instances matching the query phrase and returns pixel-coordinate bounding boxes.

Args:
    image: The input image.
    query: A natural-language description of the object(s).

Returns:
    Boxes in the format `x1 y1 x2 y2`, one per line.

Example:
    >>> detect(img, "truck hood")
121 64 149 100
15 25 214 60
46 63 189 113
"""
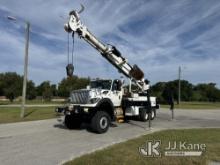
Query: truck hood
69 89 109 104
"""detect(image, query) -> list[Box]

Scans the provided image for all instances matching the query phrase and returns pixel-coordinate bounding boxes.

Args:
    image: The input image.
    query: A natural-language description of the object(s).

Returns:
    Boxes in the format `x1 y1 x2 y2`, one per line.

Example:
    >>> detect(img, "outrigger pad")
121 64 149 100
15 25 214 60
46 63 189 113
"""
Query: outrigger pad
66 64 74 77
129 64 144 80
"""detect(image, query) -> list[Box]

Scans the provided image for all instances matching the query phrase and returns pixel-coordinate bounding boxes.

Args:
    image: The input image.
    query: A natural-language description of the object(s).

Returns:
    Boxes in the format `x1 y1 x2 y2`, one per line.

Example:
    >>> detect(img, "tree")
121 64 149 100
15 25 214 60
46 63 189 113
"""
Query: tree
36 81 53 101
150 82 166 103
51 84 58 97
1 71 220 102
162 80 193 103
43 88 53 101
4 88 15 102
26 80 37 100
191 90 200 101
0 72 23 102
0 73 4 96
151 80 194 104
58 76 90 97
193 83 220 102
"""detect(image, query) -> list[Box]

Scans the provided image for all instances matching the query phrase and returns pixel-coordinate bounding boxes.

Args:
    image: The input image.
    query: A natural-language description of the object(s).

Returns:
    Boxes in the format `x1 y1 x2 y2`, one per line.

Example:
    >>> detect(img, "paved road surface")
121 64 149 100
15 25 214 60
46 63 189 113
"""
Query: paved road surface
0 108 220 165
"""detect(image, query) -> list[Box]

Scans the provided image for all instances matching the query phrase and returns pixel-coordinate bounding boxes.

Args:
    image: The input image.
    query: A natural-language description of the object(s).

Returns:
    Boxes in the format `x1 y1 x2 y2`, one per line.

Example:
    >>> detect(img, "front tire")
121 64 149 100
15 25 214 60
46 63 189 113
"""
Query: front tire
91 111 110 134
64 114 82 129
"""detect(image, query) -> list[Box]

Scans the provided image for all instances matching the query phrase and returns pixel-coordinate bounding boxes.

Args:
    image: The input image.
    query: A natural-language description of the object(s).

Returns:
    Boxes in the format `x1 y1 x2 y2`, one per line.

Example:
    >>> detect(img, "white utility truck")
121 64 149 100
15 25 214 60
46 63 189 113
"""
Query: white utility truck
56 6 159 133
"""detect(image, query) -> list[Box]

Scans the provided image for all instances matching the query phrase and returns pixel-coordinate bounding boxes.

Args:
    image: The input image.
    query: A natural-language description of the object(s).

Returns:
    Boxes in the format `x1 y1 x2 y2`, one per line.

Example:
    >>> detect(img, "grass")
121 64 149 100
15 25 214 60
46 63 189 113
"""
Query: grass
0 99 65 105
0 107 61 124
65 128 220 165
161 101 220 109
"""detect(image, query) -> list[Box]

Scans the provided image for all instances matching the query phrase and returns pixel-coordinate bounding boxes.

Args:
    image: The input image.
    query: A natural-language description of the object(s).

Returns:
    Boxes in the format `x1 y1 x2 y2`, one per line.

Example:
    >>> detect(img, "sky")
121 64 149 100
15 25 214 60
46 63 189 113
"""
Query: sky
0 0 220 87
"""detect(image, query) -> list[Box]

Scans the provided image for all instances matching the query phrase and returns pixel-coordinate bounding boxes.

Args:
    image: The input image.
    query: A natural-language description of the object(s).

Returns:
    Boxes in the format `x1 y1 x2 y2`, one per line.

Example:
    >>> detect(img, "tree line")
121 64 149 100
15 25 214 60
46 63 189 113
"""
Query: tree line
151 80 220 103
0 72 220 102
0 72 89 102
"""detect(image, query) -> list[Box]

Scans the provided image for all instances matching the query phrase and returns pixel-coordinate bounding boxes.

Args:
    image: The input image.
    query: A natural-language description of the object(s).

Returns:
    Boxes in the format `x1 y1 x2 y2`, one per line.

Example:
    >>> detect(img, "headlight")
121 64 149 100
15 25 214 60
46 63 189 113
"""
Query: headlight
89 98 100 104
68 105 74 111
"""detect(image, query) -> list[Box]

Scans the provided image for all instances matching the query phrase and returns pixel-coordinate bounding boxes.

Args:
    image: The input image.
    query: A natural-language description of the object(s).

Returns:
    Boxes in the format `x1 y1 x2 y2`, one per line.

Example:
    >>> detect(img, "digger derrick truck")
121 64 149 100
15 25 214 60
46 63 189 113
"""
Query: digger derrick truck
56 7 159 133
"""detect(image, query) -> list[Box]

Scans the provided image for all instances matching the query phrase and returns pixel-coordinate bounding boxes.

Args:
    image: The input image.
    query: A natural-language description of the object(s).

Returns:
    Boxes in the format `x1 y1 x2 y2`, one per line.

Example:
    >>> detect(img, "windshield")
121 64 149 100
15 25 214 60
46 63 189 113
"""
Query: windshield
90 80 112 90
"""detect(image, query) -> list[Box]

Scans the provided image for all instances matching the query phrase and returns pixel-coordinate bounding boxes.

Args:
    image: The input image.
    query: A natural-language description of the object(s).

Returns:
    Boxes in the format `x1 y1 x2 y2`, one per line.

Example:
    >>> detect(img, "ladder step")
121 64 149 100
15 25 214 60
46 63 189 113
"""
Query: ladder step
117 119 124 123
116 115 124 119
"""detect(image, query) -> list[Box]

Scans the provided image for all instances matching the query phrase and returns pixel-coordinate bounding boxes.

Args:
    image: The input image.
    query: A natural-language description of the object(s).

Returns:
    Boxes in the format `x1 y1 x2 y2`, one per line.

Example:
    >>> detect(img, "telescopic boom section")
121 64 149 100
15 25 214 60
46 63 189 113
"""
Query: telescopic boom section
64 10 147 90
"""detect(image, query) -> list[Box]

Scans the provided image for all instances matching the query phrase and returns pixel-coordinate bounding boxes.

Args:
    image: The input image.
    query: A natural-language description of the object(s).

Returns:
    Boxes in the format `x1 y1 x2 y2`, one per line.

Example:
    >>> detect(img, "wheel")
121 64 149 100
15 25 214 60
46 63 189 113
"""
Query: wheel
150 109 156 120
139 109 155 121
64 114 82 129
91 111 110 134
139 108 148 121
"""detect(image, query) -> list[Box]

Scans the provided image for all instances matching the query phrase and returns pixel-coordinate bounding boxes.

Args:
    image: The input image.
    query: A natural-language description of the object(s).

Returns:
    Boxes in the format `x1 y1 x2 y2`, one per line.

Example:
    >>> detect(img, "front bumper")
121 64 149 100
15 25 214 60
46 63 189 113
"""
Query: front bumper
55 107 67 113
55 105 91 115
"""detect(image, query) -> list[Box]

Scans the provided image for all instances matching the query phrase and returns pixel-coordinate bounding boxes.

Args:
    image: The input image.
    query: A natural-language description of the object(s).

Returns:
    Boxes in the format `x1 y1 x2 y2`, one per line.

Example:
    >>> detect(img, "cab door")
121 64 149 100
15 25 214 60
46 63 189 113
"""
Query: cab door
110 80 123 106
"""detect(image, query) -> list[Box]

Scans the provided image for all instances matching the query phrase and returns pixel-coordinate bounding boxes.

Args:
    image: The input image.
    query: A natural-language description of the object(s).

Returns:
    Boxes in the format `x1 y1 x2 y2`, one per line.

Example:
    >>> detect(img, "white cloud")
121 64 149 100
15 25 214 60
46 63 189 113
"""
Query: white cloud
0 0 220 88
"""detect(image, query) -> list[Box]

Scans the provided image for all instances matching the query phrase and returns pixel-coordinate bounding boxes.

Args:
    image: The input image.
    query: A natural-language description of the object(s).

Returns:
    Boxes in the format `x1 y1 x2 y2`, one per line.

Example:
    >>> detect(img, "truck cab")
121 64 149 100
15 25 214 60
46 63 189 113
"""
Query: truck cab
69 79 123 107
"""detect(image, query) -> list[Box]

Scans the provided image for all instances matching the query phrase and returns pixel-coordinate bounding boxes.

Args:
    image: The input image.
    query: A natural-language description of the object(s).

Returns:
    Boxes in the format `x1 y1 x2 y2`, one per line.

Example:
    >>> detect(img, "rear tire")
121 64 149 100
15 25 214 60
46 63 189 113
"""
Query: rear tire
139 108 148 121
139 109 156 121
91 111 110 134
64 114 82 129
150 109 156 120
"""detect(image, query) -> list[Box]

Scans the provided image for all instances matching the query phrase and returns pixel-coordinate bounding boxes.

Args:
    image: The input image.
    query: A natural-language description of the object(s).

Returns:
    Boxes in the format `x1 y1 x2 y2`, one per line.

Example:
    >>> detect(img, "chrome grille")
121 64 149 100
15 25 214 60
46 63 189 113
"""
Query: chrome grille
70 90 90 104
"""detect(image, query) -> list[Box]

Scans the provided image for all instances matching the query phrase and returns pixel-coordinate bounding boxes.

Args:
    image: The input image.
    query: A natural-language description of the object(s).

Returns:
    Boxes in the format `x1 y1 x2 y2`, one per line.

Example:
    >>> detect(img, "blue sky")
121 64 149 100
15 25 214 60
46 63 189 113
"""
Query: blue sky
0 0 220 87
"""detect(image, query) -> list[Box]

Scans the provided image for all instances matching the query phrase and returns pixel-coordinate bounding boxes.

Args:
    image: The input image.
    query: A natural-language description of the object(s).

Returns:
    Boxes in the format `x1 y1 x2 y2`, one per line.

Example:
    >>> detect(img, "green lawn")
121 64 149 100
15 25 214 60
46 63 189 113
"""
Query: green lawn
65 129 220 165
0 107 61 124
0 99 65 105
161 101 220 109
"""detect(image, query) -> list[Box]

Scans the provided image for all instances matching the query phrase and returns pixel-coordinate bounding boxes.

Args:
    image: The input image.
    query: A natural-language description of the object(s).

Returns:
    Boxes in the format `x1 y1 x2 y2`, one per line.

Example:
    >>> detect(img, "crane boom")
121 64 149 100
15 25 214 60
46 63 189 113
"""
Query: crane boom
64 10 148 91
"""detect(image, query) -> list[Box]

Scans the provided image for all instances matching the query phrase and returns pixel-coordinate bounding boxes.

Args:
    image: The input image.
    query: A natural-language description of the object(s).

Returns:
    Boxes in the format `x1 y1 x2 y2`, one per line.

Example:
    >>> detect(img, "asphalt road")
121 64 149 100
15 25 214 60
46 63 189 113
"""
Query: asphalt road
0 108 220 165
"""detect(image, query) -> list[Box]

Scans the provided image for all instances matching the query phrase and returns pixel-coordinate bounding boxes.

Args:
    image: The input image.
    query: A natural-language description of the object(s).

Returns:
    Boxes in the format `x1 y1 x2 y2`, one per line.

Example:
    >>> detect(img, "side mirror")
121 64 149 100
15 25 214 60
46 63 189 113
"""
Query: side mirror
118 80 123 91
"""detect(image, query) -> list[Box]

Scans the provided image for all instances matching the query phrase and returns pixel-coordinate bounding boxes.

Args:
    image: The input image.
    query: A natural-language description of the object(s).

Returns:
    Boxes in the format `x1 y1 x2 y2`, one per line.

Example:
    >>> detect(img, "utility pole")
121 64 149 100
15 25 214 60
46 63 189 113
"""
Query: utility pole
178 66 181 105
7 16 30 118
20 21 30 118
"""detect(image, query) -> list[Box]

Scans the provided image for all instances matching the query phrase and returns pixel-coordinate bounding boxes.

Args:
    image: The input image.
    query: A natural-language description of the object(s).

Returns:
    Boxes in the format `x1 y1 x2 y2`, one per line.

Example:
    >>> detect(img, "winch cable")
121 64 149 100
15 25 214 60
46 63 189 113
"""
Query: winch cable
67 33 70 64
71 32 75 65
66 32 75 77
